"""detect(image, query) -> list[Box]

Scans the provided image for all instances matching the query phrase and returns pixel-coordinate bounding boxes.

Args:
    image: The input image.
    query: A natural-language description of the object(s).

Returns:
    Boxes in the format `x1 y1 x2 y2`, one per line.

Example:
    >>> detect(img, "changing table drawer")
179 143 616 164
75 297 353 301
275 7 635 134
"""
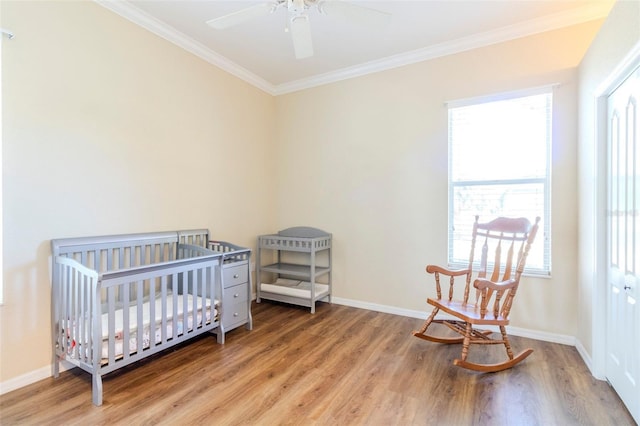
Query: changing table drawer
223 284 249 327
223 264 248 288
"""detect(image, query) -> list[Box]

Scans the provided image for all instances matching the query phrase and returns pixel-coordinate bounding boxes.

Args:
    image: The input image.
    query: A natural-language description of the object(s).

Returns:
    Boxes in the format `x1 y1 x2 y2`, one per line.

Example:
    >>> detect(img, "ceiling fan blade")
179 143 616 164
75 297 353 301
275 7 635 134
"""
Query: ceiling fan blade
206 2 275 30
318 1 391 28
290 15 313 59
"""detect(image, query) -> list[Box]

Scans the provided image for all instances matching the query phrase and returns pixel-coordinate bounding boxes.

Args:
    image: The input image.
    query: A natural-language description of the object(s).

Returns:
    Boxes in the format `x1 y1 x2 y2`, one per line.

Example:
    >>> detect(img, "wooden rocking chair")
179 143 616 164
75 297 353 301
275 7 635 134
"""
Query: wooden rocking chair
413 216 540 372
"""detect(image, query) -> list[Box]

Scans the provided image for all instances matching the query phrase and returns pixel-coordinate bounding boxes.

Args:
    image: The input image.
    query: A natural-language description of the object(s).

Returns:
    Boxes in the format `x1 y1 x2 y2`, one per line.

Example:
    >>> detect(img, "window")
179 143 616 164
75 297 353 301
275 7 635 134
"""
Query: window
448 87 552 275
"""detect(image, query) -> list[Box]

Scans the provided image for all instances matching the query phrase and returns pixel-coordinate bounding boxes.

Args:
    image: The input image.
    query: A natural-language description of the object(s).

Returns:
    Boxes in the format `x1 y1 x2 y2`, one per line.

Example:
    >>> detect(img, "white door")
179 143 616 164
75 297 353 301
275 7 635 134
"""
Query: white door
606 64 639 424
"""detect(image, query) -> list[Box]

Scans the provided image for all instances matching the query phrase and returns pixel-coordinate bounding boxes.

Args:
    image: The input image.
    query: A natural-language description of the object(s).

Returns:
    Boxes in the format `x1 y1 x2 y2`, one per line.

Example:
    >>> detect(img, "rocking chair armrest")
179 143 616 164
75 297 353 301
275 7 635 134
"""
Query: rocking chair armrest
426 265 471 277
473 278 517 291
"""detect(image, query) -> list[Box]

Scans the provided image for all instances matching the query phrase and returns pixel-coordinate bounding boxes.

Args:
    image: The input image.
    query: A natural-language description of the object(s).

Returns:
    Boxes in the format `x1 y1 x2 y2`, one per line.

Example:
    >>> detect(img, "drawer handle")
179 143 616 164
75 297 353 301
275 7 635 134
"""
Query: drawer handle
234 293 239 298
233 312 239 317
233 274 239 279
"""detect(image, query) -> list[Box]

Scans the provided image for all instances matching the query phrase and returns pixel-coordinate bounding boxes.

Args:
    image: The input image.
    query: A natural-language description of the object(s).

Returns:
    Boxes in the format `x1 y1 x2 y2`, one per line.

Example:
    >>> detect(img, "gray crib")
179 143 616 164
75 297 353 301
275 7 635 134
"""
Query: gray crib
51 229 228 406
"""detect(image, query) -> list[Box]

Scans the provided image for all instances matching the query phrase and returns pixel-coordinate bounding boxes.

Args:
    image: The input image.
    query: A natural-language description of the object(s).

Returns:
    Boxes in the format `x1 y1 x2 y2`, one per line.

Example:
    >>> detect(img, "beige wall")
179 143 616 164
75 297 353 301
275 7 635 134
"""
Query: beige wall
274 21 603 335
0 0 615 389
1 1 276 383
577 0 640 368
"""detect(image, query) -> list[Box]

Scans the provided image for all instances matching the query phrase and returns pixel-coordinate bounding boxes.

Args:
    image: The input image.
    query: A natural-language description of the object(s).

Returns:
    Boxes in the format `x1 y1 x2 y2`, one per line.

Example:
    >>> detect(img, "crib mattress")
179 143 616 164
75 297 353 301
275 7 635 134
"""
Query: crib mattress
100 293 216 340
260 278 330 299
64 294 219 363
102 294 218 363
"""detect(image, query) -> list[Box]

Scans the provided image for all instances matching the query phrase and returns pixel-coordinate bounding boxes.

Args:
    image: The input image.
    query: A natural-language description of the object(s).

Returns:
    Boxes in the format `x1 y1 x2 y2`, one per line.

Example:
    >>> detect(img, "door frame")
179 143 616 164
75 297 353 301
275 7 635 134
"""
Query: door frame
592 40 640 380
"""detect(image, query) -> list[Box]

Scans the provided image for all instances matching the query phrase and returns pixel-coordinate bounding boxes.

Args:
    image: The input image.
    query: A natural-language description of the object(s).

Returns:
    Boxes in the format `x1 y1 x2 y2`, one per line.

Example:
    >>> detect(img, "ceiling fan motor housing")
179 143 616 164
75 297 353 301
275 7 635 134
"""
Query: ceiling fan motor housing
289 0 305 14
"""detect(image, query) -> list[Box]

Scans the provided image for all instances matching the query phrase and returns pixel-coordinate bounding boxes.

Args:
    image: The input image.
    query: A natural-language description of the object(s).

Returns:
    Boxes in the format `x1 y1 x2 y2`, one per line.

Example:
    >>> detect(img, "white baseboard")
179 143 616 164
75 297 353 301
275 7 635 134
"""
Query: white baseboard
0 360 74 396
332 296 429 320
575 338 606 380
332 296 576 346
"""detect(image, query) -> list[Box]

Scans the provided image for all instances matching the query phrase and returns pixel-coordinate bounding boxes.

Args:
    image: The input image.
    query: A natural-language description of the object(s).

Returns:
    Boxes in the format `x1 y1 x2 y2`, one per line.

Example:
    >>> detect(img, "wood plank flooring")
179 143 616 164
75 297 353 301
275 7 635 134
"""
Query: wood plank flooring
0 301 635 425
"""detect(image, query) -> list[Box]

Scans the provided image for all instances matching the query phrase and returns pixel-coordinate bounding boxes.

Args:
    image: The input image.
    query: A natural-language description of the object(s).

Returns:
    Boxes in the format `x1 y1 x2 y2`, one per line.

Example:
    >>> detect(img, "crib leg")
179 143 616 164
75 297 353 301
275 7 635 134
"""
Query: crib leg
216 326 225 344
92 373 103 406
53 356 60 378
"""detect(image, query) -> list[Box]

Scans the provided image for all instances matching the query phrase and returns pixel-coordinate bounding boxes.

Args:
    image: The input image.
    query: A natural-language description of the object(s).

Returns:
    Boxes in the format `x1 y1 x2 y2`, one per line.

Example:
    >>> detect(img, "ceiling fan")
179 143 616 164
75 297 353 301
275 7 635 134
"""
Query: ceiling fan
206 0 391 59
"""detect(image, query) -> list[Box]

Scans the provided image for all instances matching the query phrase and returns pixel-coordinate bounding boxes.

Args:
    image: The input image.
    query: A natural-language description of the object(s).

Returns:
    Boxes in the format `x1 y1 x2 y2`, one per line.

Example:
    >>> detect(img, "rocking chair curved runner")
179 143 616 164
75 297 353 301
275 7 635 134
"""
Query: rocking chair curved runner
413 216 540 372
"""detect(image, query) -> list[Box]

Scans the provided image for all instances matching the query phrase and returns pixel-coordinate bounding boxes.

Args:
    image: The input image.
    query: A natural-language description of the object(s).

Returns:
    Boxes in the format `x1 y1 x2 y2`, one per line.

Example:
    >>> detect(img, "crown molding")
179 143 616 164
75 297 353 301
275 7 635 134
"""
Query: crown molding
95 0 278 95
96 1 612 97
274 1 613 95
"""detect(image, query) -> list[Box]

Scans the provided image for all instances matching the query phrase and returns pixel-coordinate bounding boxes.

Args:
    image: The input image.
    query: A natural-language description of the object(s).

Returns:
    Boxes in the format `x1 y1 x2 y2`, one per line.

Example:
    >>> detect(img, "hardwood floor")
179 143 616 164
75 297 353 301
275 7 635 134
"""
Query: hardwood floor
1 301 635 425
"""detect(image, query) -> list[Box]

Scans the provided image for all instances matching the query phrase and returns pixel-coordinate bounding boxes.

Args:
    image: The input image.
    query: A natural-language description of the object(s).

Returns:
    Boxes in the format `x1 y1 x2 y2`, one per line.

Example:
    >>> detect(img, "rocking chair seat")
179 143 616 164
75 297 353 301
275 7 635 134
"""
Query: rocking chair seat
427 298 509 325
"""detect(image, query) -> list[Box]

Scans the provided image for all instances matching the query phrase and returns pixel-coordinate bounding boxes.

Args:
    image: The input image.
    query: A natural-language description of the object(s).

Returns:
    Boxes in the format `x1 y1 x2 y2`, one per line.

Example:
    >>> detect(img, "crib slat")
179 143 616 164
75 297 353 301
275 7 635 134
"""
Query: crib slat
72 270 79 361
106 248 113 274
141 245 146 266
60 264 68 359
117 282 126 361
199 267 204 327
79 271 86 364
172 272 178 340
192 269 198 331
161 275 168 344
119 247 124 269
68 267 74 350
182 270 188 337
83 273 90 363
149 278 156 350
106 286 113 366
137 279 144 356
129 245 134 270
200 267 205 327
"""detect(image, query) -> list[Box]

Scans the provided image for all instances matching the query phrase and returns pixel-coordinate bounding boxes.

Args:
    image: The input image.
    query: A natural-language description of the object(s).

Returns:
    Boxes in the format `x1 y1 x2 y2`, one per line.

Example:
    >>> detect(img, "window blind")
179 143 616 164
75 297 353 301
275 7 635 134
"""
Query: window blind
448 90 552 275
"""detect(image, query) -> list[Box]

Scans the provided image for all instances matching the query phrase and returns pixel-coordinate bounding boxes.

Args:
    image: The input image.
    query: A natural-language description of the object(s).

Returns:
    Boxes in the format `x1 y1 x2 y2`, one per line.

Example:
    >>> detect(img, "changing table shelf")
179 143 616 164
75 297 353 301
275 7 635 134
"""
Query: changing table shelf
259 262 330 278
256 227 332 314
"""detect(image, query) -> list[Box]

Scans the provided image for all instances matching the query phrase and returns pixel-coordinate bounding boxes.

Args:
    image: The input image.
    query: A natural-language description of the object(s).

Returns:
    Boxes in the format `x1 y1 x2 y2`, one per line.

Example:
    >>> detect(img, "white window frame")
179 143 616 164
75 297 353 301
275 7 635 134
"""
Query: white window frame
447 86 553 276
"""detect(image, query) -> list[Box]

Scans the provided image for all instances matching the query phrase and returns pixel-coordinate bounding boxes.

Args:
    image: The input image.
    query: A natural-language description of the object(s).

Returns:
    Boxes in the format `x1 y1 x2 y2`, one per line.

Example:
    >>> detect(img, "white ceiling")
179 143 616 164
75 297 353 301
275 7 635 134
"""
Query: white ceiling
97 0 615 94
